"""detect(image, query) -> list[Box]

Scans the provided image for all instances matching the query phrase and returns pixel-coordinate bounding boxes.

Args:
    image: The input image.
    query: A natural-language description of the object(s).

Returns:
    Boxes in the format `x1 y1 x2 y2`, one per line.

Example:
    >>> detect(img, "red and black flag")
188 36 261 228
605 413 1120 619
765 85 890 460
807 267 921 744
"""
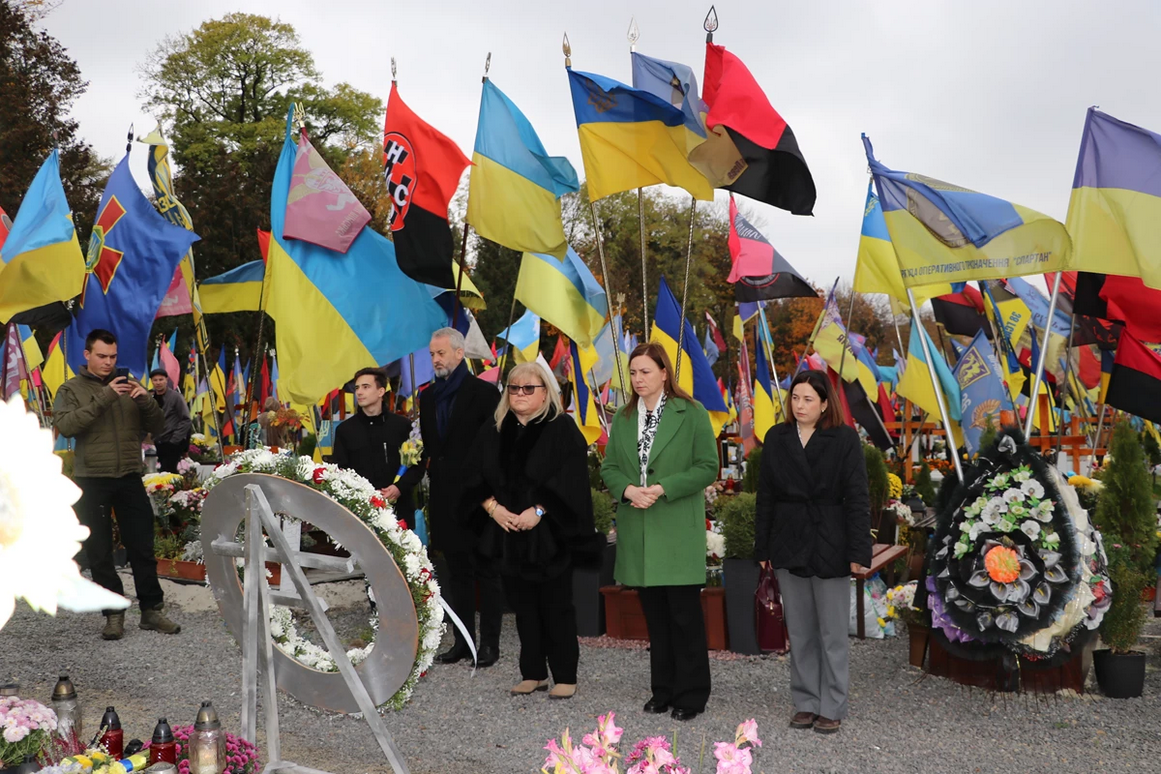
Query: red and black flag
701 42 815 216
931 285 991 339
727 196 815 301
383 83 471 289
1070 271 1146 348
1105 332 1161 424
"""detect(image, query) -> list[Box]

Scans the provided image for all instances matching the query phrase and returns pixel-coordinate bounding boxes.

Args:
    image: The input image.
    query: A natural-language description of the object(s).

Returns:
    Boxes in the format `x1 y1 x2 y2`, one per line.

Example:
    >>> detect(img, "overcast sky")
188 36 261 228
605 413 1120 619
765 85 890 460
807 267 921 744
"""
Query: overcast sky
39 0 1161 293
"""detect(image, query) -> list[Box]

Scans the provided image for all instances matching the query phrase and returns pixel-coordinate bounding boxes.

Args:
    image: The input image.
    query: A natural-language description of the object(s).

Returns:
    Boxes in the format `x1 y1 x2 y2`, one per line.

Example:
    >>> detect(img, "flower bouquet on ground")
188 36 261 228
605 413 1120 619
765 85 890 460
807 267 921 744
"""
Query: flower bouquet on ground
188 433 220 464
542 714 761 774
705 519 725 586
0 697 57 769
142 724 260 774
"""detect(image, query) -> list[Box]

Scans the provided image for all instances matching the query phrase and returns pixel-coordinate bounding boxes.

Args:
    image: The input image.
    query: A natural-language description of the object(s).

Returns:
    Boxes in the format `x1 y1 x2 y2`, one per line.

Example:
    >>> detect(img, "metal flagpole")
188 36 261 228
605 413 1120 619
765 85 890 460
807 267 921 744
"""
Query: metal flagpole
627 18 650 335
1057 306 1077 446
452 54 490 327
1024 271 1063 438
906 288 964 483
835 287 858 381
675 196 697 386
758 306 787 422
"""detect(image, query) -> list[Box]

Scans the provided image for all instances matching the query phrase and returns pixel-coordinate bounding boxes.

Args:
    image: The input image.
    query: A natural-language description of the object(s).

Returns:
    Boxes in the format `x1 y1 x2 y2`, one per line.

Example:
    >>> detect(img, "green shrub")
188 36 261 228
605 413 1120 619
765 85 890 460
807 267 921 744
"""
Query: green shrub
864 445 889 515
296 432 317 459
743 447 762 494
1094 421 1159 654
915 459 937 506
1142 429 1161 468
718 492 757 560
588 452 604 490
1101 542 1151 654
591 488 616 536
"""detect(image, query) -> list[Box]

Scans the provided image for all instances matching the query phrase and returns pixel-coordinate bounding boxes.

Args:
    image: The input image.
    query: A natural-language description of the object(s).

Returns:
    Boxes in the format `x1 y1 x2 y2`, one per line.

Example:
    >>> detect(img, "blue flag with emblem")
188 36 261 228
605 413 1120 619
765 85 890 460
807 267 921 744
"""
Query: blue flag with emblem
954 330 1009 456
67 157 200 377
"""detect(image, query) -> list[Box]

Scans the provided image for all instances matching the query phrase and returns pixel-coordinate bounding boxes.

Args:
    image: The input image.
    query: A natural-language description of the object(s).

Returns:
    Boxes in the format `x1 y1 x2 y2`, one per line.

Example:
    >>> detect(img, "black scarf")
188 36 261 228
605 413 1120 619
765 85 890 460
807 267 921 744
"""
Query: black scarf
428 360 469 441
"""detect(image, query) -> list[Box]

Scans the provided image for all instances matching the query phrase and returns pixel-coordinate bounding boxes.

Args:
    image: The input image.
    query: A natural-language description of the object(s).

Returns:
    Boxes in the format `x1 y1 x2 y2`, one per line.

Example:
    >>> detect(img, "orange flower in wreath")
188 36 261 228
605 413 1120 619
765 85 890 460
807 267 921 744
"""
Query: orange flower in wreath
984 545 1020 584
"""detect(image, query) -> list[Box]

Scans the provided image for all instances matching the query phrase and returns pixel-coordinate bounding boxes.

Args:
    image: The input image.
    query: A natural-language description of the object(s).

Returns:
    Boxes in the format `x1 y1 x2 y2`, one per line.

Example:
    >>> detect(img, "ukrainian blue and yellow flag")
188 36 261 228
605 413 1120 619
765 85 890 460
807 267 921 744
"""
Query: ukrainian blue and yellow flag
568 339 602 445
852 180 951 308
0 150 85 323
41 332 72 398
1067 108 1161 289
566 67 713 202
17 324 42 372
864 135 1070 288
497 309 540 364
733 300 761 342
897 322 962 423
752 331 777 443
515 246 606 347
200 260 266 314
652 276 730 431
954 330 1009 456
267 106 447 405
467 80 578 258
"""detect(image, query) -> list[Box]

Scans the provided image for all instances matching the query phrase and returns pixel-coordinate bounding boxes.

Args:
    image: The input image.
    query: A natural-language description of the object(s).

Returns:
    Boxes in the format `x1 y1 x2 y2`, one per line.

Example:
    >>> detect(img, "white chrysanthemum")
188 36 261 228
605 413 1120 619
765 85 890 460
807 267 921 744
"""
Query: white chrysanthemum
0 397 129 629
402 553 422 579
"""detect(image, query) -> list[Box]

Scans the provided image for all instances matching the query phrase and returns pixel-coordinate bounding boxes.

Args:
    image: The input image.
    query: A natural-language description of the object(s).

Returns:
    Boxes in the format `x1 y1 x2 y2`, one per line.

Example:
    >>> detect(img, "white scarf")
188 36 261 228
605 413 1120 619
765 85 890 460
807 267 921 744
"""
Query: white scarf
636 393 667 486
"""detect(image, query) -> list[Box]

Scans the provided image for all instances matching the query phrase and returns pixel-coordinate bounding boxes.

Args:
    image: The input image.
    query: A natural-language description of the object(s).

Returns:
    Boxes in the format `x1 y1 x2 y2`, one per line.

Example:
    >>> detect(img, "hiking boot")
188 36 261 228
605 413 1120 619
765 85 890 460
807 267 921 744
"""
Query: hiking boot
790 711 818 729
510 679 549 696
813 716 841 734
102 612 125 640
140 606 181 634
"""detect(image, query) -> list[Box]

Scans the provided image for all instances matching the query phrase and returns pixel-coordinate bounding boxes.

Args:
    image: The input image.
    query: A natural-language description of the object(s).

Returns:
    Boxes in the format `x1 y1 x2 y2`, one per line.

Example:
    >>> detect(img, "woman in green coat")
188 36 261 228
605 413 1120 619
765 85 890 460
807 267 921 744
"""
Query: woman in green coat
601 342 719 721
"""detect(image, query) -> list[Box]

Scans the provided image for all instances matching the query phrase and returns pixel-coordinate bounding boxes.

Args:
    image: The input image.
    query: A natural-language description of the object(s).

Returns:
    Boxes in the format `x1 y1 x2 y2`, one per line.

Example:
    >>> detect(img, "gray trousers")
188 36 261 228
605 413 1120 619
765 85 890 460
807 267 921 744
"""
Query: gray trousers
776 570 851 720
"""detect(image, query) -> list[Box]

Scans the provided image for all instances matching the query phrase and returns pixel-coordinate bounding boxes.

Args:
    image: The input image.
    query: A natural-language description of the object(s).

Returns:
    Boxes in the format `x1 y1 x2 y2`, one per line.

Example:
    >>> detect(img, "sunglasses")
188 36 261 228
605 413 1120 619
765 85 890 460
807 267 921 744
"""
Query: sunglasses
506 384 545 396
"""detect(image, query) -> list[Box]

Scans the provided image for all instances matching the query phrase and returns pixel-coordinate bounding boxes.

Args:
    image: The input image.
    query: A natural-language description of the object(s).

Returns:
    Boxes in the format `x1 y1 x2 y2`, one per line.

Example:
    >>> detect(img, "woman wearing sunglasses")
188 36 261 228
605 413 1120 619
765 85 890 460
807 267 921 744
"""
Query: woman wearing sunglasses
600 342 719 721
463 362 600 700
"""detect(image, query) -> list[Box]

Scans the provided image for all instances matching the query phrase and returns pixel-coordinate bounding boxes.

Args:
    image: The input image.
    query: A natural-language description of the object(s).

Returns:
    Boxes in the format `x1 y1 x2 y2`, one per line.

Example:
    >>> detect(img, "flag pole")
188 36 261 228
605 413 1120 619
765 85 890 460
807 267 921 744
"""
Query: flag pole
905 288 964 483
835 286 858 385
675 195 698 385
1023 271 1063 438
496 294 519 383
1057 303 1077 447
759 306 787 422
452 54 490 327
626 18 650 335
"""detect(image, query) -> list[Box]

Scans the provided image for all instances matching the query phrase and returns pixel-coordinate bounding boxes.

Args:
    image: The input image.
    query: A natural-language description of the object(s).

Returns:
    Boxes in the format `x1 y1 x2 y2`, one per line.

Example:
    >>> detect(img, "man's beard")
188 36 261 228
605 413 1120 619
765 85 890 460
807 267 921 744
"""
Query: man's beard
433 366 451 379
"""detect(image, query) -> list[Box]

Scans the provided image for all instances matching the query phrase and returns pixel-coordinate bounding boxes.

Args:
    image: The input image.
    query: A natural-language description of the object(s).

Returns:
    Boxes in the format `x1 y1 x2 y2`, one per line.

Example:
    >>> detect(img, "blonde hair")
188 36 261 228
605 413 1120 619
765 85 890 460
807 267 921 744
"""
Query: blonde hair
494 362 562 430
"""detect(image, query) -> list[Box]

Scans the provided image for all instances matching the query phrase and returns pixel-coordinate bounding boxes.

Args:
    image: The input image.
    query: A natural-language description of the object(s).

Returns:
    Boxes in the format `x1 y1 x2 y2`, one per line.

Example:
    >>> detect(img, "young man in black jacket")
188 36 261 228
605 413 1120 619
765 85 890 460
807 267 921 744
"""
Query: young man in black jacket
331 367 415 524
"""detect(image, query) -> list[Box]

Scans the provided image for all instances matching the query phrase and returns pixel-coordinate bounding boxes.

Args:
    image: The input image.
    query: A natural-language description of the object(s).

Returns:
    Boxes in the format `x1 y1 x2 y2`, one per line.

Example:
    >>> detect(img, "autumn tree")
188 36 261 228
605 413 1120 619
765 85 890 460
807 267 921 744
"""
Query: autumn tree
0 0 108 242
138 12 383 360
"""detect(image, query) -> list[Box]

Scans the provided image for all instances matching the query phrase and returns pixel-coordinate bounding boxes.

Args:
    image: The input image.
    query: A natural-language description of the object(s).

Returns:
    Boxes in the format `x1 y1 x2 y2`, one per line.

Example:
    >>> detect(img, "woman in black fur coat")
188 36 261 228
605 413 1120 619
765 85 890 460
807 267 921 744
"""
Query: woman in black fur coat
463 362 600 700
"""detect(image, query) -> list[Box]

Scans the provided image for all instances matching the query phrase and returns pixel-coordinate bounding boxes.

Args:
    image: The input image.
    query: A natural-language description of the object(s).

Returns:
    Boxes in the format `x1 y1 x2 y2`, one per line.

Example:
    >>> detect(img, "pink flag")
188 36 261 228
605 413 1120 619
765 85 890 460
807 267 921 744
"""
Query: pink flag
155 268 193 318
727 196 774 283
2 323 29 400
160 337 181 387
283 131 371 254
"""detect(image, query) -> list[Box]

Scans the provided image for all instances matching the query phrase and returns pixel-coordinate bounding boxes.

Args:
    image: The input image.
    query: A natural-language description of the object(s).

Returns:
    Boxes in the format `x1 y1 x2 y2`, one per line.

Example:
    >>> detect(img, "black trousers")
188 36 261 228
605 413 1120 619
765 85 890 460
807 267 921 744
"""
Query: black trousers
503 570 579 684
156 440 187 474
638 585 711 711
443 549 503 650
74 475 164 614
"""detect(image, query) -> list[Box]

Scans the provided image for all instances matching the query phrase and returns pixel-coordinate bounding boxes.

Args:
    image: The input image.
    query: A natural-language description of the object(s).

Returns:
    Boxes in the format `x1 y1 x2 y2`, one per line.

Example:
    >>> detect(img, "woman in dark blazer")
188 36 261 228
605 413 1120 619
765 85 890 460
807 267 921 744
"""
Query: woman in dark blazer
601 342 719 721
755 369 871 735
463 362 600 700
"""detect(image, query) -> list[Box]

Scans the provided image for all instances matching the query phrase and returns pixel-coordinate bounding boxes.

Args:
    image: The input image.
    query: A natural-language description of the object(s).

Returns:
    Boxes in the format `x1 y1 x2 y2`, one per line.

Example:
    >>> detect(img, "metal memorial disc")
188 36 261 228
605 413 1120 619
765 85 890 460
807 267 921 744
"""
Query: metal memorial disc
202 473 418 713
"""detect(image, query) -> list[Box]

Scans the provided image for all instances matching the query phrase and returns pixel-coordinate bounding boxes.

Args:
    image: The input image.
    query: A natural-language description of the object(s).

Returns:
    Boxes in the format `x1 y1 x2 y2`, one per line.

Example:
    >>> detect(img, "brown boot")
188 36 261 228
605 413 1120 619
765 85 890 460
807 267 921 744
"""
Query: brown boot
790 711 817 729
813 716 841 734
548 684 576 700
509 679 548 696
102 612 125 640
139 605 181 634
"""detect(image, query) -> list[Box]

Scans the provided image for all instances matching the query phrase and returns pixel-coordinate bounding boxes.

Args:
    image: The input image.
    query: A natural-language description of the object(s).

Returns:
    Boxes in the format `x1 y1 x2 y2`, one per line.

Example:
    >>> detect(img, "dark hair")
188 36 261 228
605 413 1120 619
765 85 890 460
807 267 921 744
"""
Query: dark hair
354 367 387 390
785 369 846 429
149 368 168 379
85 329 116 350
620 342 695 416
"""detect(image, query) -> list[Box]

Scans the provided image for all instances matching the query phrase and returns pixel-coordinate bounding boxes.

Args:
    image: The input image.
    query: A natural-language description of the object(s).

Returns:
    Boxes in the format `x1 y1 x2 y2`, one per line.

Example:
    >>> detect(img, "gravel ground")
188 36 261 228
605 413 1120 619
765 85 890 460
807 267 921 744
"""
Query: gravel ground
3 572 1161 774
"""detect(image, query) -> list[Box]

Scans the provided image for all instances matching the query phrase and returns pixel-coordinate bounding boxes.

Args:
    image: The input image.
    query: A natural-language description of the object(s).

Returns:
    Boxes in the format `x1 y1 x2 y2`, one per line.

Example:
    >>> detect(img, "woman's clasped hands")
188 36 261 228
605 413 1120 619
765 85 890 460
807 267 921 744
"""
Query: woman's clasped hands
624 484 665 509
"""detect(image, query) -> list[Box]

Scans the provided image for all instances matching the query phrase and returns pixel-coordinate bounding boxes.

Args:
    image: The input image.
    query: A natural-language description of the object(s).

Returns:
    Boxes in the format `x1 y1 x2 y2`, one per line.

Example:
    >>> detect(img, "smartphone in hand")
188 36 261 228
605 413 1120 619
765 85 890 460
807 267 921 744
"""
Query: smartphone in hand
115 367 131 380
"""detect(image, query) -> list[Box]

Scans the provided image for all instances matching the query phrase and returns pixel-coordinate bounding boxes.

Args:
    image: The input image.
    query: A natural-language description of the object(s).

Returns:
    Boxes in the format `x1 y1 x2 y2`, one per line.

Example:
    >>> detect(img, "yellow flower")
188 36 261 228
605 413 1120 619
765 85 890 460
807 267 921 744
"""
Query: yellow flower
876 617 886 628
887 472 903 500
887 605 896 617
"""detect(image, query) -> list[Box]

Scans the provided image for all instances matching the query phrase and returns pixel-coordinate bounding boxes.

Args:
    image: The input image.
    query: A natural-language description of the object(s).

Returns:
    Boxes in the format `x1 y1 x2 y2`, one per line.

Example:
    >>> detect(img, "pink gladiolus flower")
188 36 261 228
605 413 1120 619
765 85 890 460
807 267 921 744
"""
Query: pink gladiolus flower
598 711 623 745
713 741 753 774
736 718 762 747
543 738 569 769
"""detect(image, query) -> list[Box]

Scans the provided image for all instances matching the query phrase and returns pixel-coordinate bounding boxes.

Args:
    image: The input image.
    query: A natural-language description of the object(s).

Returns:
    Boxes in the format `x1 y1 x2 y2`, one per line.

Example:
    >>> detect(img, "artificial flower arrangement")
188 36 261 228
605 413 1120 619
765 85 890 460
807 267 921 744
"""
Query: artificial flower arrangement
923 429 1111 662
268 407 303 431
203 447 445 711
399 419 423 468
887 472 903 500
0 696 57 769
705 519 725 586
541 713 761 774
143 466 205 562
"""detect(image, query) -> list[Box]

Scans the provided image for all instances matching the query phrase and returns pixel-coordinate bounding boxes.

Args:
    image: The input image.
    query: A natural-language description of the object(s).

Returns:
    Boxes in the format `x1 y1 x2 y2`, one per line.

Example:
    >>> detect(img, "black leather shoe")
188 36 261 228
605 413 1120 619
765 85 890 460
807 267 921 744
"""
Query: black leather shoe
476 645 500 667
671 707 701 722
437 642 471 664
642 698 670 714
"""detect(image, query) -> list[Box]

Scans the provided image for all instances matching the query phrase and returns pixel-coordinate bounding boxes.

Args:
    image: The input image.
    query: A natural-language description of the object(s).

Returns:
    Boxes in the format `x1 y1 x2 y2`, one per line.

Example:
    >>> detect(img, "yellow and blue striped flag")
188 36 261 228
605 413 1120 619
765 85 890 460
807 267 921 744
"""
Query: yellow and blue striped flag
568 339 602 445
566 67 713 202
752 329 777 443
651 276 730 431
515 246 606 348
200 260 266 314
468 80 578 258
498 309 541 364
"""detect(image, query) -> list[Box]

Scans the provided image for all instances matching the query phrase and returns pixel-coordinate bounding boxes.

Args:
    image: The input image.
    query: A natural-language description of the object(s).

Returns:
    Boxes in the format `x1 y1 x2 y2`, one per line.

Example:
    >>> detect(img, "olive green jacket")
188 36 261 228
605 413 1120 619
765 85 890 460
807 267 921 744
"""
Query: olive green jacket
601 397 719 587
53 368 166 478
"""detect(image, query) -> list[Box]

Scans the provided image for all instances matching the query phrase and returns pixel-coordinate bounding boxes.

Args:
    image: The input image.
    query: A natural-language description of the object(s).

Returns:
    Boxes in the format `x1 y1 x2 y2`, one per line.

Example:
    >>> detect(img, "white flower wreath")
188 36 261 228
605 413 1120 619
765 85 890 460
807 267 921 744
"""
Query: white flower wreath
204 448 444 711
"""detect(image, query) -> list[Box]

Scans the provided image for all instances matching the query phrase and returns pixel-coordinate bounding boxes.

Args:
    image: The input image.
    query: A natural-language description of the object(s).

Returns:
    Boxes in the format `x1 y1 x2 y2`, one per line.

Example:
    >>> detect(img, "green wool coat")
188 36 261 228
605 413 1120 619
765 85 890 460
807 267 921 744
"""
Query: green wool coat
601 396 719 587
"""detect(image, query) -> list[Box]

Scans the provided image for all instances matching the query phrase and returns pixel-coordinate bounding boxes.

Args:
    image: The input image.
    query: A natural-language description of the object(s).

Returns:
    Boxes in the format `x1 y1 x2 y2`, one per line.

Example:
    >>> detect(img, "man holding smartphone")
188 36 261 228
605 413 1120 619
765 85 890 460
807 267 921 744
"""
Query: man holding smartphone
53 329 181 640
